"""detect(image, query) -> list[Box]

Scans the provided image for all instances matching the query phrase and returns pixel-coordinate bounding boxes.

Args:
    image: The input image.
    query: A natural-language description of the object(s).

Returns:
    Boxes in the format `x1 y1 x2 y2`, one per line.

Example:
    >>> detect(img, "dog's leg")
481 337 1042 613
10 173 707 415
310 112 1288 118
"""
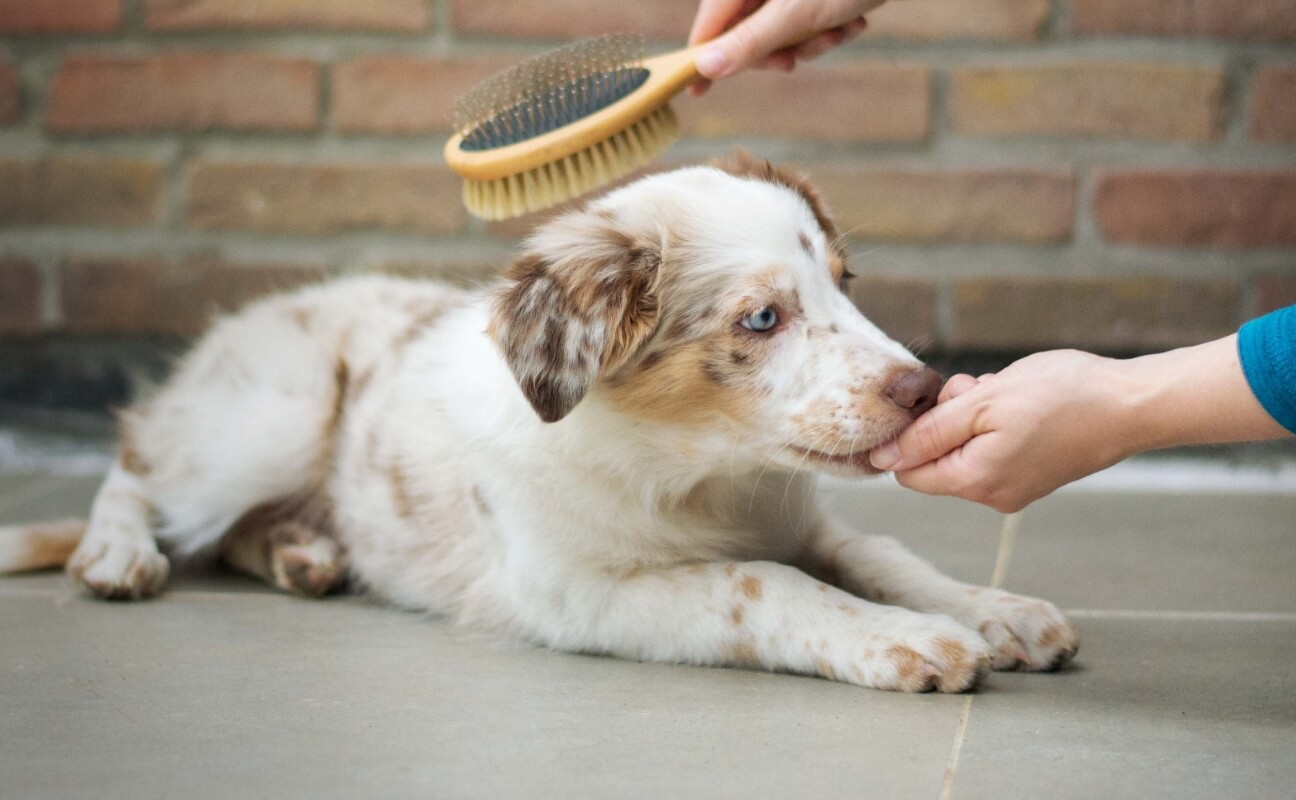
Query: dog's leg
221 517 347 598
67 460 169 599
803 518 1078 671
514 561 992 692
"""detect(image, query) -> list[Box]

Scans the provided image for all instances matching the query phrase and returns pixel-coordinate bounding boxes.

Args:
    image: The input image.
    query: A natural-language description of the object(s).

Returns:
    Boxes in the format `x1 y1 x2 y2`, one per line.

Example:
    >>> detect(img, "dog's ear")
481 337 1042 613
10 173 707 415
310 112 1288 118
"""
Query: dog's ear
489 210 662 423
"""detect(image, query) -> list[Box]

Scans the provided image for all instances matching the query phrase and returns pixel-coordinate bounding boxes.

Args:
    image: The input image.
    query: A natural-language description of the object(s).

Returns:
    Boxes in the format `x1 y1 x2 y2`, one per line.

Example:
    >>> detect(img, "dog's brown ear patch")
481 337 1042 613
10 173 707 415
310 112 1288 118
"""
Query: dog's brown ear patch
490 216 661 423
711 149 845 259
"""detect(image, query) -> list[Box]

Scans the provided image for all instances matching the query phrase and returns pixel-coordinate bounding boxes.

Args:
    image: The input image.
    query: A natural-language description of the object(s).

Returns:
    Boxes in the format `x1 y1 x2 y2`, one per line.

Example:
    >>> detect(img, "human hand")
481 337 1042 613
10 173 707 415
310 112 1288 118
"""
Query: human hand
867 350 1140 513
688 0 889 95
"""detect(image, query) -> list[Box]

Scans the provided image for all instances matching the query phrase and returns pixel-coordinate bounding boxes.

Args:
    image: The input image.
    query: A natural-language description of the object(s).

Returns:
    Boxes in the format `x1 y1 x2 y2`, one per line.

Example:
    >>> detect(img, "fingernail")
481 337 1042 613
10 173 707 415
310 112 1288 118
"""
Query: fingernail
695 47 729 78
870 441 901 470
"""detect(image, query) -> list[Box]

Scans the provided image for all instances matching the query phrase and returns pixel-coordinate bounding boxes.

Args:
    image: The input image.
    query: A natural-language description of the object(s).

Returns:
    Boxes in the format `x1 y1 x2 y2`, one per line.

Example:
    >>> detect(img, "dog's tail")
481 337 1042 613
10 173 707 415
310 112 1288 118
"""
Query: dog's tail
0 520 86 574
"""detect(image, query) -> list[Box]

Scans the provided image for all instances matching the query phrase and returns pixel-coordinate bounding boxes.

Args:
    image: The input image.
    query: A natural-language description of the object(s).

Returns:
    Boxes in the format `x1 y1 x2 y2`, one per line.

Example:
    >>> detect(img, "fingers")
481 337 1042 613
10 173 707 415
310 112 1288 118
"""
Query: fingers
694 0 810 80
870 392 981 471
689 0 748 46
939 373 978 403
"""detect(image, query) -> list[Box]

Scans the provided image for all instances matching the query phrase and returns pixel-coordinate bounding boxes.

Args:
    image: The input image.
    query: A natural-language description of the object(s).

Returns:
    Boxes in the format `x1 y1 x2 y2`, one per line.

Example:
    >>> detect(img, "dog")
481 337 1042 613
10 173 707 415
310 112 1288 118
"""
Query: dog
0 154 1077 692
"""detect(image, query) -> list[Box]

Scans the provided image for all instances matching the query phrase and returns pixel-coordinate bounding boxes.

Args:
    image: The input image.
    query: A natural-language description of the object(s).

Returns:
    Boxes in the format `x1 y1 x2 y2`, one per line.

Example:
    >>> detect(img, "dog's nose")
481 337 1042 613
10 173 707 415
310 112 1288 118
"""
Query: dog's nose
886 366 943 415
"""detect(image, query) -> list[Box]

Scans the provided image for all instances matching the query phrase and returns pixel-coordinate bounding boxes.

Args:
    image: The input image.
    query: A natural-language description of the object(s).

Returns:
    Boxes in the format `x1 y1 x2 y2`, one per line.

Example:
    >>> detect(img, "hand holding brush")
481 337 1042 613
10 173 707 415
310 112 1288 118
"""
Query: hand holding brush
444 0 897 220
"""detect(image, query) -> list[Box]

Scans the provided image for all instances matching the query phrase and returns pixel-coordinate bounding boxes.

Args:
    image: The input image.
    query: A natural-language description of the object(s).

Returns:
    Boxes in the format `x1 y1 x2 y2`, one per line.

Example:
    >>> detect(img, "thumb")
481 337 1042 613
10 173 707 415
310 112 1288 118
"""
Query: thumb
870 392 980 471
694 2 802 80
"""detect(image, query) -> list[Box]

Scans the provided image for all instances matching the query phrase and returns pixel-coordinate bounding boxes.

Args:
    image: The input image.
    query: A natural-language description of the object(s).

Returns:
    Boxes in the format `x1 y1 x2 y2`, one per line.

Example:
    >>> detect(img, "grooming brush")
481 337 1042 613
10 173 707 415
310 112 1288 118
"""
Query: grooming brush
446 34 695 221
448 21 867 222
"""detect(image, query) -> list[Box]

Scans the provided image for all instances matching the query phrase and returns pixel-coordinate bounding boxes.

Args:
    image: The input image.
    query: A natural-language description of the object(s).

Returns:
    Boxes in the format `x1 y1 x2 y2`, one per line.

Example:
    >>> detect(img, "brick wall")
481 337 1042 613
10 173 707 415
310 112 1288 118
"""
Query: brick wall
2 0 1295 375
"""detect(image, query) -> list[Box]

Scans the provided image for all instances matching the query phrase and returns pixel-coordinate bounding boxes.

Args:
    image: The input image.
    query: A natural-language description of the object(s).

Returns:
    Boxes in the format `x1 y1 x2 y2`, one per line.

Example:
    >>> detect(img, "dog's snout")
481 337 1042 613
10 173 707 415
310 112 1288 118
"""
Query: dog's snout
886 367 943 415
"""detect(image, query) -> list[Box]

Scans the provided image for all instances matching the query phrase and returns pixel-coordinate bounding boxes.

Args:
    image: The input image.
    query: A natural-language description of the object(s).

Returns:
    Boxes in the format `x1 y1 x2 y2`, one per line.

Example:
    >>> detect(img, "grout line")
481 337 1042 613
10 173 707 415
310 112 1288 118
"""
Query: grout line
989 512 1020 589
1063 609 1296 622
937 696 974 800
938 508 1019 800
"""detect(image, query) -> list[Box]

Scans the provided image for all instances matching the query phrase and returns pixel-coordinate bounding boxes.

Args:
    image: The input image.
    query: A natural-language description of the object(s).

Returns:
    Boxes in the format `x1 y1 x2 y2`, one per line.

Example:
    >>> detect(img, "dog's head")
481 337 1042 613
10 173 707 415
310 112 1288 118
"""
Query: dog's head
489 153 940 478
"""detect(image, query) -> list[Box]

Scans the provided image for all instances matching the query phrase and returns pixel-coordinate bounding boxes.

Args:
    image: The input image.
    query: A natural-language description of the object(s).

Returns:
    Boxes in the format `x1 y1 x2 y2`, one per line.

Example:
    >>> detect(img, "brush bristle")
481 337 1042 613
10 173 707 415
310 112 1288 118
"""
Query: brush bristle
453 34 646 151
462 104 679 221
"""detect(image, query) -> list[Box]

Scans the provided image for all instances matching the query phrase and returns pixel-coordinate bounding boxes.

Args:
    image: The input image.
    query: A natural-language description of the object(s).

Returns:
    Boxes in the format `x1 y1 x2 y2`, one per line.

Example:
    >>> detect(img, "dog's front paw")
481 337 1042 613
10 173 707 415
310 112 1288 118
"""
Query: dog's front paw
962 589 1079 672
68 538 169 600
859 614 992 693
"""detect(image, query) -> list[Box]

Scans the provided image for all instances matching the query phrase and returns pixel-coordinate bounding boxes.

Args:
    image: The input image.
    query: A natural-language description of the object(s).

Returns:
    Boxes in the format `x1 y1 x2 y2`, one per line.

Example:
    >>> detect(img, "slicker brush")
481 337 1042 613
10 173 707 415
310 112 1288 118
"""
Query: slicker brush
446 34 702 221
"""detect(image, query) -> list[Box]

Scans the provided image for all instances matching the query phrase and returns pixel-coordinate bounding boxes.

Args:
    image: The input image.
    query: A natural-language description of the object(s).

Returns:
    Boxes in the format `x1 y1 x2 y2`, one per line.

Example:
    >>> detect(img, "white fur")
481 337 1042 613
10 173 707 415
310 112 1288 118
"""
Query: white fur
52 164 1077 691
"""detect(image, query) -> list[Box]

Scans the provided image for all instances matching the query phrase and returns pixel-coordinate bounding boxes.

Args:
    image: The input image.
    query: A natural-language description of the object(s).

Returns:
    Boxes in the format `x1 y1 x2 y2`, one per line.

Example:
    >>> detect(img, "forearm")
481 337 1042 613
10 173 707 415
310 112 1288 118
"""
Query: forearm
1115 334 1291 455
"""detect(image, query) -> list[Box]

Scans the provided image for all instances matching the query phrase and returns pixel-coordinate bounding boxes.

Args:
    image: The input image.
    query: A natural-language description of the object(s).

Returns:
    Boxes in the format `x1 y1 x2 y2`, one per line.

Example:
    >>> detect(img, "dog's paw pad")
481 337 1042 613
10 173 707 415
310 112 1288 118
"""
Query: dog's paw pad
271 538 345 598
68 539 169 600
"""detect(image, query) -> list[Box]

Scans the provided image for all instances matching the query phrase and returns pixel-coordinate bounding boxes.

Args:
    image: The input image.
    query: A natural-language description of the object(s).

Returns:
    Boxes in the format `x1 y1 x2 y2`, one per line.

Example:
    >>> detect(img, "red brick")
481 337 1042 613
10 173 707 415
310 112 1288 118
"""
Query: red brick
866 0 1048 41
0 257 42 335
848 276 938 350
807 165 1074 243
0 157 161 226
1073 0 1296 40
0 0 121 33
145 0 429 32
951 63 1226 142
0 60 19 125
333 55 519 134
452 0 694 39
678 63 929 142
187 161 466 235
47 53 319 134
1250 66 1296 143
952 277 1241 350
60 259 324 336
1253 275 1296 316
1095 171 1296 248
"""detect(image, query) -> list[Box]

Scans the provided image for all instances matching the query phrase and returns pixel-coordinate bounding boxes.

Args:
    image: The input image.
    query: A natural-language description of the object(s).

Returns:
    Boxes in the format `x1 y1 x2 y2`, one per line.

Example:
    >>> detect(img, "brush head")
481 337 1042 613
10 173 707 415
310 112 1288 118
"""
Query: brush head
446 34 687 221
453 34 648 151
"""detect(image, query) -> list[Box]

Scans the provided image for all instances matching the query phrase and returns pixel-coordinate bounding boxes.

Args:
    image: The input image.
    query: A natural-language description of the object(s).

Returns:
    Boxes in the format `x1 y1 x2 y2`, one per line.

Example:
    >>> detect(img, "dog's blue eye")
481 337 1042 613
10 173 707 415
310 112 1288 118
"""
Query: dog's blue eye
742 307 778 332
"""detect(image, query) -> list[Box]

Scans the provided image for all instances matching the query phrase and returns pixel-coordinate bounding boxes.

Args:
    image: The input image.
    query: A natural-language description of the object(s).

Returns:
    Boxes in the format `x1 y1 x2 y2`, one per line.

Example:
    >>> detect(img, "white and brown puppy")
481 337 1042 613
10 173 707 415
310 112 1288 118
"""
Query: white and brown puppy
0 155 1077 692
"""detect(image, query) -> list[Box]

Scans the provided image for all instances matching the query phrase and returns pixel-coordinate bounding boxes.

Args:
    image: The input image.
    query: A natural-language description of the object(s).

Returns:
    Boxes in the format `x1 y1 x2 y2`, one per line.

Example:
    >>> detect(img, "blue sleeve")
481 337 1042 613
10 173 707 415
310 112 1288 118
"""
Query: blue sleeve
1237 304 1296 435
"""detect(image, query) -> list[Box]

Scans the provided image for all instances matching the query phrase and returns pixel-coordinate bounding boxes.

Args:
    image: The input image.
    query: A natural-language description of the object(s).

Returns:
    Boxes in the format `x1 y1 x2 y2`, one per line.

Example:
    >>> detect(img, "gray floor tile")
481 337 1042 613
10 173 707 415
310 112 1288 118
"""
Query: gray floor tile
0 591 966 800
0 474 101 524
1004 493 1296 613
950 617 1296 800
822 483 1005 586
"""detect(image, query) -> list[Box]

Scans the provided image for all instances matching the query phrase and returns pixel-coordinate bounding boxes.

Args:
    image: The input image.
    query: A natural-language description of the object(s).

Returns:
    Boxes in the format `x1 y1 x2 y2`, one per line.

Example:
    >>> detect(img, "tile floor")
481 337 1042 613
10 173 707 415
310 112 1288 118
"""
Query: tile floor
1 472 1293 799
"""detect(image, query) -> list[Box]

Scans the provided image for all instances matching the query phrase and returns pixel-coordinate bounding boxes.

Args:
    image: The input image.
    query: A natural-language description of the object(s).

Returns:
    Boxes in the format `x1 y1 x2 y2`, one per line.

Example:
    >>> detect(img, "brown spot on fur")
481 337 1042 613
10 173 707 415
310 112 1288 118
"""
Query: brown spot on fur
798 231 813 256
737 575 763 601
388 461 416 519
288 306 312 329
727 640 760 668
325 358 350 440
729 605 745 626
887 645 925 686
1038 623 1073 651
118 441 150 477
813 657 837 681
934 637 971 667
606 340 758 426
835 602 860 618
723 563 737 577
687 563 707 575
393 305 450 352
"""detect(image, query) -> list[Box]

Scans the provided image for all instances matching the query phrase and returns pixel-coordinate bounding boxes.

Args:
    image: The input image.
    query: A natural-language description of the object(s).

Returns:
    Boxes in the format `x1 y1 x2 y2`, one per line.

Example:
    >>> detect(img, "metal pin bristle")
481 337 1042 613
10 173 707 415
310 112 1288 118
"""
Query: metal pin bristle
453 34 648 152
